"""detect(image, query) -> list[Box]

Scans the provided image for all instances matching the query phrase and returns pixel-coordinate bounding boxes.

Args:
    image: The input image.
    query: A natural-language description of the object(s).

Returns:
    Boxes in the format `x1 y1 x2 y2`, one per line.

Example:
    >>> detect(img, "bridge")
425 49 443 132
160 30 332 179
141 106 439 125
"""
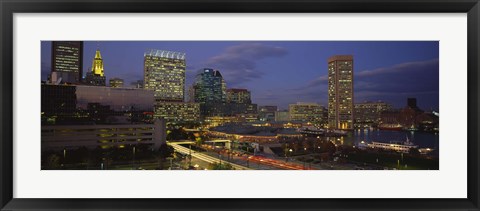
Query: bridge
204 139 231 143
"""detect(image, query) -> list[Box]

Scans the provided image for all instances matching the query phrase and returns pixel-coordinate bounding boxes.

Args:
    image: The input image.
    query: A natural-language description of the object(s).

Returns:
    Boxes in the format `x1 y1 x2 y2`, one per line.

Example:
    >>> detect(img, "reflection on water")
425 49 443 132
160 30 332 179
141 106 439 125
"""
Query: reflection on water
328 128 439 149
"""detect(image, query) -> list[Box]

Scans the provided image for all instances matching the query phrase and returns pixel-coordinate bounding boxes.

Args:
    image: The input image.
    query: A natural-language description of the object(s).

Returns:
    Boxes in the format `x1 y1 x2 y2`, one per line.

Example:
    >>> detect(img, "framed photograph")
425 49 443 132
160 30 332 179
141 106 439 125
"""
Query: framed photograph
1 0 479 210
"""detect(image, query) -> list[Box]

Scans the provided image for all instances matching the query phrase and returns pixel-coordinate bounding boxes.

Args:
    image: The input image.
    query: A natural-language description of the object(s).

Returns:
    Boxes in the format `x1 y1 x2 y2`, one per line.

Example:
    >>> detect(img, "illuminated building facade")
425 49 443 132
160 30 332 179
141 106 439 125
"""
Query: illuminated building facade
51 41 83 83
41 84 155 124
154 102 200 124
192 68 227 116
259 106 277 122
41 118 166 151
328 55 354 129
204 116 235 128
354 101 392 128
144 49 186 102
275 110 290 122
226 88 251 104
289 102 324 124
109 78 124 88
85 49 106 86
224 103 257 116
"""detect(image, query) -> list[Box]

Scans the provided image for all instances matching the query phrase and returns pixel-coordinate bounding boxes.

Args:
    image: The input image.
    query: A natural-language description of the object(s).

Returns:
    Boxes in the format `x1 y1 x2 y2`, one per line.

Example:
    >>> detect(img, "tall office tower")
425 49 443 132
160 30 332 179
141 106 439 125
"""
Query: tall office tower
85 49 106 86
193 68 226 104
109 78 124 88
226 89 252 104
328 55 354 129
192 68 227 116
50 41 83 83
144 49 186 102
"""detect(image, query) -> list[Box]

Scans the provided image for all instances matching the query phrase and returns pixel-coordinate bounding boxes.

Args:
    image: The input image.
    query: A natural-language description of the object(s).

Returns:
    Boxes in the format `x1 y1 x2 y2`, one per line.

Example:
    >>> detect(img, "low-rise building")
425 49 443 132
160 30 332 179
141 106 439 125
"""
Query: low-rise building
289 102 325 125
154 102 200 124
42 118 166 150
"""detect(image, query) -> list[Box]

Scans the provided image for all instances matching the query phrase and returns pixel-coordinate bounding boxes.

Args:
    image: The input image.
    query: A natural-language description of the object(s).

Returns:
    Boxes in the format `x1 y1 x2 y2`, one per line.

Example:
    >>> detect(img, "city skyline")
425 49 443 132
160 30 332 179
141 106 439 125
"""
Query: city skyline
41 41 439 110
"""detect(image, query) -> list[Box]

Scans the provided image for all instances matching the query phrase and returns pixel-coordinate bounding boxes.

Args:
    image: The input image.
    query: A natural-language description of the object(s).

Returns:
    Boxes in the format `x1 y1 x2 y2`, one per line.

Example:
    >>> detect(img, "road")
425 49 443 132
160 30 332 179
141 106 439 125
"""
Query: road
168 142 251 170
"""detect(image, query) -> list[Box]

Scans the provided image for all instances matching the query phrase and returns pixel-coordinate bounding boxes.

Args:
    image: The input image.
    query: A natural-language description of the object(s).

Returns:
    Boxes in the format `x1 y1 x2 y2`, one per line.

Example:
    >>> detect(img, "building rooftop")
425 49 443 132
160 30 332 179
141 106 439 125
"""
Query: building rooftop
144 49 186 60
227 88 249 92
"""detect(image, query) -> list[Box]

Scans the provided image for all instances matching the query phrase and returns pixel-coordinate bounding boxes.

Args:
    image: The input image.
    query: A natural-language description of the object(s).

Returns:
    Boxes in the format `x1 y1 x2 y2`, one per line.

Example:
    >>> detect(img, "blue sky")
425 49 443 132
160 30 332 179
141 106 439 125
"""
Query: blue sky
41 41 439 110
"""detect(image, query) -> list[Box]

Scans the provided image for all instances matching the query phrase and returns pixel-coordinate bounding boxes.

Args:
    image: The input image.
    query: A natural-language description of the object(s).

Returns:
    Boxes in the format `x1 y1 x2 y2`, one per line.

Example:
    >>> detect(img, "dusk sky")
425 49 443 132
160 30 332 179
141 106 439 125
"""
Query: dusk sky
41 41 439 110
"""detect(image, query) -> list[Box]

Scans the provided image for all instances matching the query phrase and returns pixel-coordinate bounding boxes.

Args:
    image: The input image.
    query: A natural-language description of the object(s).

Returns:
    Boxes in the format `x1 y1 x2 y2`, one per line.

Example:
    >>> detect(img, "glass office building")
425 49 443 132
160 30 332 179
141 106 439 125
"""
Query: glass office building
192 68 227 116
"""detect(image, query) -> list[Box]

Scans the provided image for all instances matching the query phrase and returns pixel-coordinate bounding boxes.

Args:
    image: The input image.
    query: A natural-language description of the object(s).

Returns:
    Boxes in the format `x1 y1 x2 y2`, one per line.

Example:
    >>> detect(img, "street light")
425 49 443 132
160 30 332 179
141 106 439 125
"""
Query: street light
166 157 174 170
63 148 66 167
132 146 136 170
287 148 293 162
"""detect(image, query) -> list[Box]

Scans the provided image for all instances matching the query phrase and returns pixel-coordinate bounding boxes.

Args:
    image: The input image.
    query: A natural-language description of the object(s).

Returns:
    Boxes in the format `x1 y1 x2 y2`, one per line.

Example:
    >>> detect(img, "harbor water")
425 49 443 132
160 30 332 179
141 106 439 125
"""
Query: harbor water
327 128 439 149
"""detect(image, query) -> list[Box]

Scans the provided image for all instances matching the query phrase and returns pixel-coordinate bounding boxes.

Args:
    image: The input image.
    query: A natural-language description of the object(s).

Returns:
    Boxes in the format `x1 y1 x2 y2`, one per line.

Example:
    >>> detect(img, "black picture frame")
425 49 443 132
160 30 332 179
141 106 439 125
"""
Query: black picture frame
1 0 479 210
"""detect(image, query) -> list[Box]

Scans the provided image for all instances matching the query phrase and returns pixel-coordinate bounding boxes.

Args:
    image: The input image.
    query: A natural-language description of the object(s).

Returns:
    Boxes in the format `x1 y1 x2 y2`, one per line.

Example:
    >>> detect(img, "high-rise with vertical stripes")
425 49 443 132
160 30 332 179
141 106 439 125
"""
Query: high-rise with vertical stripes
328 55 354 130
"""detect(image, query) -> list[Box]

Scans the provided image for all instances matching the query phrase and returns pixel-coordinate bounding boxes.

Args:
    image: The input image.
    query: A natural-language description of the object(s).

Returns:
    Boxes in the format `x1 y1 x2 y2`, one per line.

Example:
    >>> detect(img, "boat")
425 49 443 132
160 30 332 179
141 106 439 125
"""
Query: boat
378 123 403 131
358 136 418 153
418 148 434 155
298 127 325 136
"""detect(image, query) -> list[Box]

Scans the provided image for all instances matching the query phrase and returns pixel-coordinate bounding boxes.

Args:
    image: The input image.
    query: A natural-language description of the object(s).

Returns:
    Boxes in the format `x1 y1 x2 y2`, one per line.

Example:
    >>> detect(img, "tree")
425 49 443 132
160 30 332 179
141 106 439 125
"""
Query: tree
158 144 174 160
166 128 188 140
209 162 234 170
45 154 61 169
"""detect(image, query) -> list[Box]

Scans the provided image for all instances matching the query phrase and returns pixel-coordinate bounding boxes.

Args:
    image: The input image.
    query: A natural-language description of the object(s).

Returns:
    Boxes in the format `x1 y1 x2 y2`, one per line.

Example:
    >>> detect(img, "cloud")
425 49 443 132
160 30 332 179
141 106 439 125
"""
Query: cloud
356 58 439 77
305 75 328 88
204 43 288 86
355 58 439 94
305 59 439 88
286 58 439 108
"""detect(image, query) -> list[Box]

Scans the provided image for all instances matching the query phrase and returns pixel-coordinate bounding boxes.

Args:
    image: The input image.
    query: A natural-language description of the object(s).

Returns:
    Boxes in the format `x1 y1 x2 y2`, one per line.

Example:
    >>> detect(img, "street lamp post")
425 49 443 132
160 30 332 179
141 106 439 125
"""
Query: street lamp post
132 146 136 170
63 148 66 167
287 148 293 162
189 144 192 167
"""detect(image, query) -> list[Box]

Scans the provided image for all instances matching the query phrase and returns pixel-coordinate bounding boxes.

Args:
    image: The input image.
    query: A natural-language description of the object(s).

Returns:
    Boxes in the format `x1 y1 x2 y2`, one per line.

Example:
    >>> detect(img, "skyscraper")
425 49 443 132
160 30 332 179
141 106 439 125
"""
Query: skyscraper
51 41 83 83
192 68 227 116
193 68 226 104
328 55 354 129
85 49 106 86
144 49 186 102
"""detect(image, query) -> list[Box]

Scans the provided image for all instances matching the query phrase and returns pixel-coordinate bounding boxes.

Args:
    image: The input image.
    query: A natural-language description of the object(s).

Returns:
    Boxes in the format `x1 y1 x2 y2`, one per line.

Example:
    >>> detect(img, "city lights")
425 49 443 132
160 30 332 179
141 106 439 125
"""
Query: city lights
41 41 439 170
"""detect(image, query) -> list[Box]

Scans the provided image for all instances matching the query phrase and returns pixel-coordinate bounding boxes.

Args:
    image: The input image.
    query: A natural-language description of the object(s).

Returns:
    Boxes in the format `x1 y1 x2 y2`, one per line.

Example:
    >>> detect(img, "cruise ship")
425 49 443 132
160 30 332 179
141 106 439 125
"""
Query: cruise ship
357 136 418 153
